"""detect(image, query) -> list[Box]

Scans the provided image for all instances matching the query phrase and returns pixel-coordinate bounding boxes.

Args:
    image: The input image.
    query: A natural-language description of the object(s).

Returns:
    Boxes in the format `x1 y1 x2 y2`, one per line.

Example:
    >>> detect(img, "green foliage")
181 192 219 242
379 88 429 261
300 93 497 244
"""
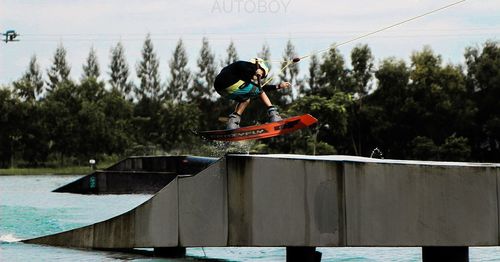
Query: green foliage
409 136 439 160
13 55 44 102
15 99 49 165
165 39 190 102
285 93 352 154
100 89 134 153
109 42 132 97
465 41 500 161
279 40 300 104
440 135 471 161
309 140 337 155
0 89 17 167
306 54 321 95
190 37 217 102
133 96 163 146
46 44 71 92
136 34 161 101
223 41 239 66
258 43 272 71
42 80 81 163
159 101 200 151
81 47 100 81
2 39 500 167
409 135 471 161
318 47 348 96
345 45 374 155
366 58 412 157
349 44 374 96
407 47 474 144
290 94 352 136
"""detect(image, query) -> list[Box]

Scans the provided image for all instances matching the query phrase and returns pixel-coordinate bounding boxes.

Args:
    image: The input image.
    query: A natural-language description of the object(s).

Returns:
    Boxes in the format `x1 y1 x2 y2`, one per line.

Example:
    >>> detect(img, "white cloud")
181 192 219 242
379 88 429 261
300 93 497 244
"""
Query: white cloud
1 0 498 84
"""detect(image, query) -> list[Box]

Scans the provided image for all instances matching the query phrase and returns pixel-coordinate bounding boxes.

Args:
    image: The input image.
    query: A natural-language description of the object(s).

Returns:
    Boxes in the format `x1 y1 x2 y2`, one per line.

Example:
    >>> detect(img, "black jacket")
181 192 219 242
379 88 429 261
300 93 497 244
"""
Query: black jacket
214 61 277 91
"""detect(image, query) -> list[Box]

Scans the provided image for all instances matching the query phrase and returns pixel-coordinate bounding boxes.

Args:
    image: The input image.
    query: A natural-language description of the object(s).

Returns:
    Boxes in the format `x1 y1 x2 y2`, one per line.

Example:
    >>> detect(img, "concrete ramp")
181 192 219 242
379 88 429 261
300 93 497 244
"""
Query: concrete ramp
25 154 500 253
53 156 217 194
25 157 225 248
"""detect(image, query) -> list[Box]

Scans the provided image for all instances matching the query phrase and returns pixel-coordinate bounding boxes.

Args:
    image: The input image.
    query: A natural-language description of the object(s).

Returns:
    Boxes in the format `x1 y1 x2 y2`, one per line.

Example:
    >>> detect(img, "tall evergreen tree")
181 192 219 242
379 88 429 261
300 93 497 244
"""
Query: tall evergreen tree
166 39 190 102
134 34 162 149
109 42 132 97
13 55 44 102
190 37 217 101
223 40 239 66
81 47 100 81
136 34 161 101
258 42 274 86
80 47 105 103
279 40 300 103
307 54 321 95
46 43 71 92
189 38 219 131
258 43 272 71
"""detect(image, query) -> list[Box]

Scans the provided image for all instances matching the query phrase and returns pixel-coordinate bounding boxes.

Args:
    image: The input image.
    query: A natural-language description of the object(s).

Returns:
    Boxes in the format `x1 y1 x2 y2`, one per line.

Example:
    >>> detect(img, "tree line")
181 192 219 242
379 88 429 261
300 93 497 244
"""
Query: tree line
1 35 499 167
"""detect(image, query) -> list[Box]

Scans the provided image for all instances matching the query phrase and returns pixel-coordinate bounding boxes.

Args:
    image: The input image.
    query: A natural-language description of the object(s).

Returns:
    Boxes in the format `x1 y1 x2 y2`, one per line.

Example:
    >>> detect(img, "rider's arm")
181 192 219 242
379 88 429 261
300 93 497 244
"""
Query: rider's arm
262 82 290 92
262 84 278 92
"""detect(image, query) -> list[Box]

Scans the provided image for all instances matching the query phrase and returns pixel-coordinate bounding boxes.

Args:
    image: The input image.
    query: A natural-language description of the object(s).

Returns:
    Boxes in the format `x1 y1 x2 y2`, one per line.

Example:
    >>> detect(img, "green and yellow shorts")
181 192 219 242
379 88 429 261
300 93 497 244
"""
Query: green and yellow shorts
217 80 262 102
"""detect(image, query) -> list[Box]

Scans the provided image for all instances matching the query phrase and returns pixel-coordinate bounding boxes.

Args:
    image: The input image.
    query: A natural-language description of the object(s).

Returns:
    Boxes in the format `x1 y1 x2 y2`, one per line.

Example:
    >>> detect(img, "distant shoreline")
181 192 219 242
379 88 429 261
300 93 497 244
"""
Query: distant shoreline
0 164 109 175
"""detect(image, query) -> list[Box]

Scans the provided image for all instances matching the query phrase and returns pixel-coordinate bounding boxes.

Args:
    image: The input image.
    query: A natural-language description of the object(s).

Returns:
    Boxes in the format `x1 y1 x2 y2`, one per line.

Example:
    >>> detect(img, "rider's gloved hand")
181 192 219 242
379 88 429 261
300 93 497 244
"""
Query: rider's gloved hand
278 82 291 89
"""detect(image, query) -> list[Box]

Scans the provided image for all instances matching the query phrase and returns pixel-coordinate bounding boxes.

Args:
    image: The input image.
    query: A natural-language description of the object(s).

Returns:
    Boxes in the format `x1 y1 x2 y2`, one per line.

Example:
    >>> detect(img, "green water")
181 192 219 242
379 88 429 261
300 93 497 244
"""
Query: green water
1 175 499 261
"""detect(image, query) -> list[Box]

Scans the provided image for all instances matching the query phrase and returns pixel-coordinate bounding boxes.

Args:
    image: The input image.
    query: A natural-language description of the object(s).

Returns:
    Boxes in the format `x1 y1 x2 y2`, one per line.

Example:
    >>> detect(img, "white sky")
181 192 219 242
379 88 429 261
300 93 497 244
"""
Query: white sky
1 0 499 86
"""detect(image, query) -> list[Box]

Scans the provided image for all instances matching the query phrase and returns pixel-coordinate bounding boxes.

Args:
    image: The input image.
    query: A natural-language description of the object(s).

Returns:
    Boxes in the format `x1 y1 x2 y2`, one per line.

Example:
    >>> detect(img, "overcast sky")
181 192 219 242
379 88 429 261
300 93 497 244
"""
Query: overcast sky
1 0 499 85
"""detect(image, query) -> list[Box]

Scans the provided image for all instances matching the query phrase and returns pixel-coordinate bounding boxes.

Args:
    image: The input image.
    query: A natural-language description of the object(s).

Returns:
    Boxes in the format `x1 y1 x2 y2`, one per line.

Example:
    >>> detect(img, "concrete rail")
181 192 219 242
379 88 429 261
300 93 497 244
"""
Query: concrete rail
25 154 500 261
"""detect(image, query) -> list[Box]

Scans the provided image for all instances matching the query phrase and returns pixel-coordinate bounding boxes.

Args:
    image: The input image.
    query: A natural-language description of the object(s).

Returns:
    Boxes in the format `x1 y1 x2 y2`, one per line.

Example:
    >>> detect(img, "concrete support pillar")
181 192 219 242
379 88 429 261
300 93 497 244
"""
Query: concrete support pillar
422 246 469 262
154 247 186 258
286 246 322 262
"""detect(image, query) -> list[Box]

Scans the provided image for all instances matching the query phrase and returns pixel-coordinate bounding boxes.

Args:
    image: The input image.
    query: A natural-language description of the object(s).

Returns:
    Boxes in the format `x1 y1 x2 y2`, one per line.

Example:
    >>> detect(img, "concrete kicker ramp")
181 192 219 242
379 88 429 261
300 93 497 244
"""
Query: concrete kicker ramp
53 156 217 194
24 154 500 249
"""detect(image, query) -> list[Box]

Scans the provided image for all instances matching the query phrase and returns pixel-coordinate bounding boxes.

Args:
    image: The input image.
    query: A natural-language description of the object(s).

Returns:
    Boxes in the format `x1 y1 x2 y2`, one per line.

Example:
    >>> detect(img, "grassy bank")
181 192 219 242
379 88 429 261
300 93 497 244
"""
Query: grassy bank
0 166 97 175
0 162 114 175
0 166 92 175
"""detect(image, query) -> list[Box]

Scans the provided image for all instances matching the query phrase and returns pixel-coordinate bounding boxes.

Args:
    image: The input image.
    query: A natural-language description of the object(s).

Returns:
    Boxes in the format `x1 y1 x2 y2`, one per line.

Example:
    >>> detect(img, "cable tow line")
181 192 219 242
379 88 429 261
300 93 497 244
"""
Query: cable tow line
262 0 467 87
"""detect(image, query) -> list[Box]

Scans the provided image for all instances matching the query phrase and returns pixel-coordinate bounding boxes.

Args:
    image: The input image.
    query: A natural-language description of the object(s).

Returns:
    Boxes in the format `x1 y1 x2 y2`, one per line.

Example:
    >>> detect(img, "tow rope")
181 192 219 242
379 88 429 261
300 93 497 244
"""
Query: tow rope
262 0 467 87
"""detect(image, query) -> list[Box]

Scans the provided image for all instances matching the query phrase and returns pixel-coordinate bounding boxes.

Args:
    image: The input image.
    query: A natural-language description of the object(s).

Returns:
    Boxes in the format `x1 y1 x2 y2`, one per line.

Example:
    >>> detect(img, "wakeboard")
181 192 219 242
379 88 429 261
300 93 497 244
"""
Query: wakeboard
195 114 318 142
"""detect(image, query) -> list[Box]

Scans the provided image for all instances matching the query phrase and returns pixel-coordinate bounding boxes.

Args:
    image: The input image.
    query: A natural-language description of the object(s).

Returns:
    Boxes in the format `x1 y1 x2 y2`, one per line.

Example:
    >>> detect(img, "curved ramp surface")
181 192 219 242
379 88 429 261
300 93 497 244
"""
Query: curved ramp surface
24 154 500 249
